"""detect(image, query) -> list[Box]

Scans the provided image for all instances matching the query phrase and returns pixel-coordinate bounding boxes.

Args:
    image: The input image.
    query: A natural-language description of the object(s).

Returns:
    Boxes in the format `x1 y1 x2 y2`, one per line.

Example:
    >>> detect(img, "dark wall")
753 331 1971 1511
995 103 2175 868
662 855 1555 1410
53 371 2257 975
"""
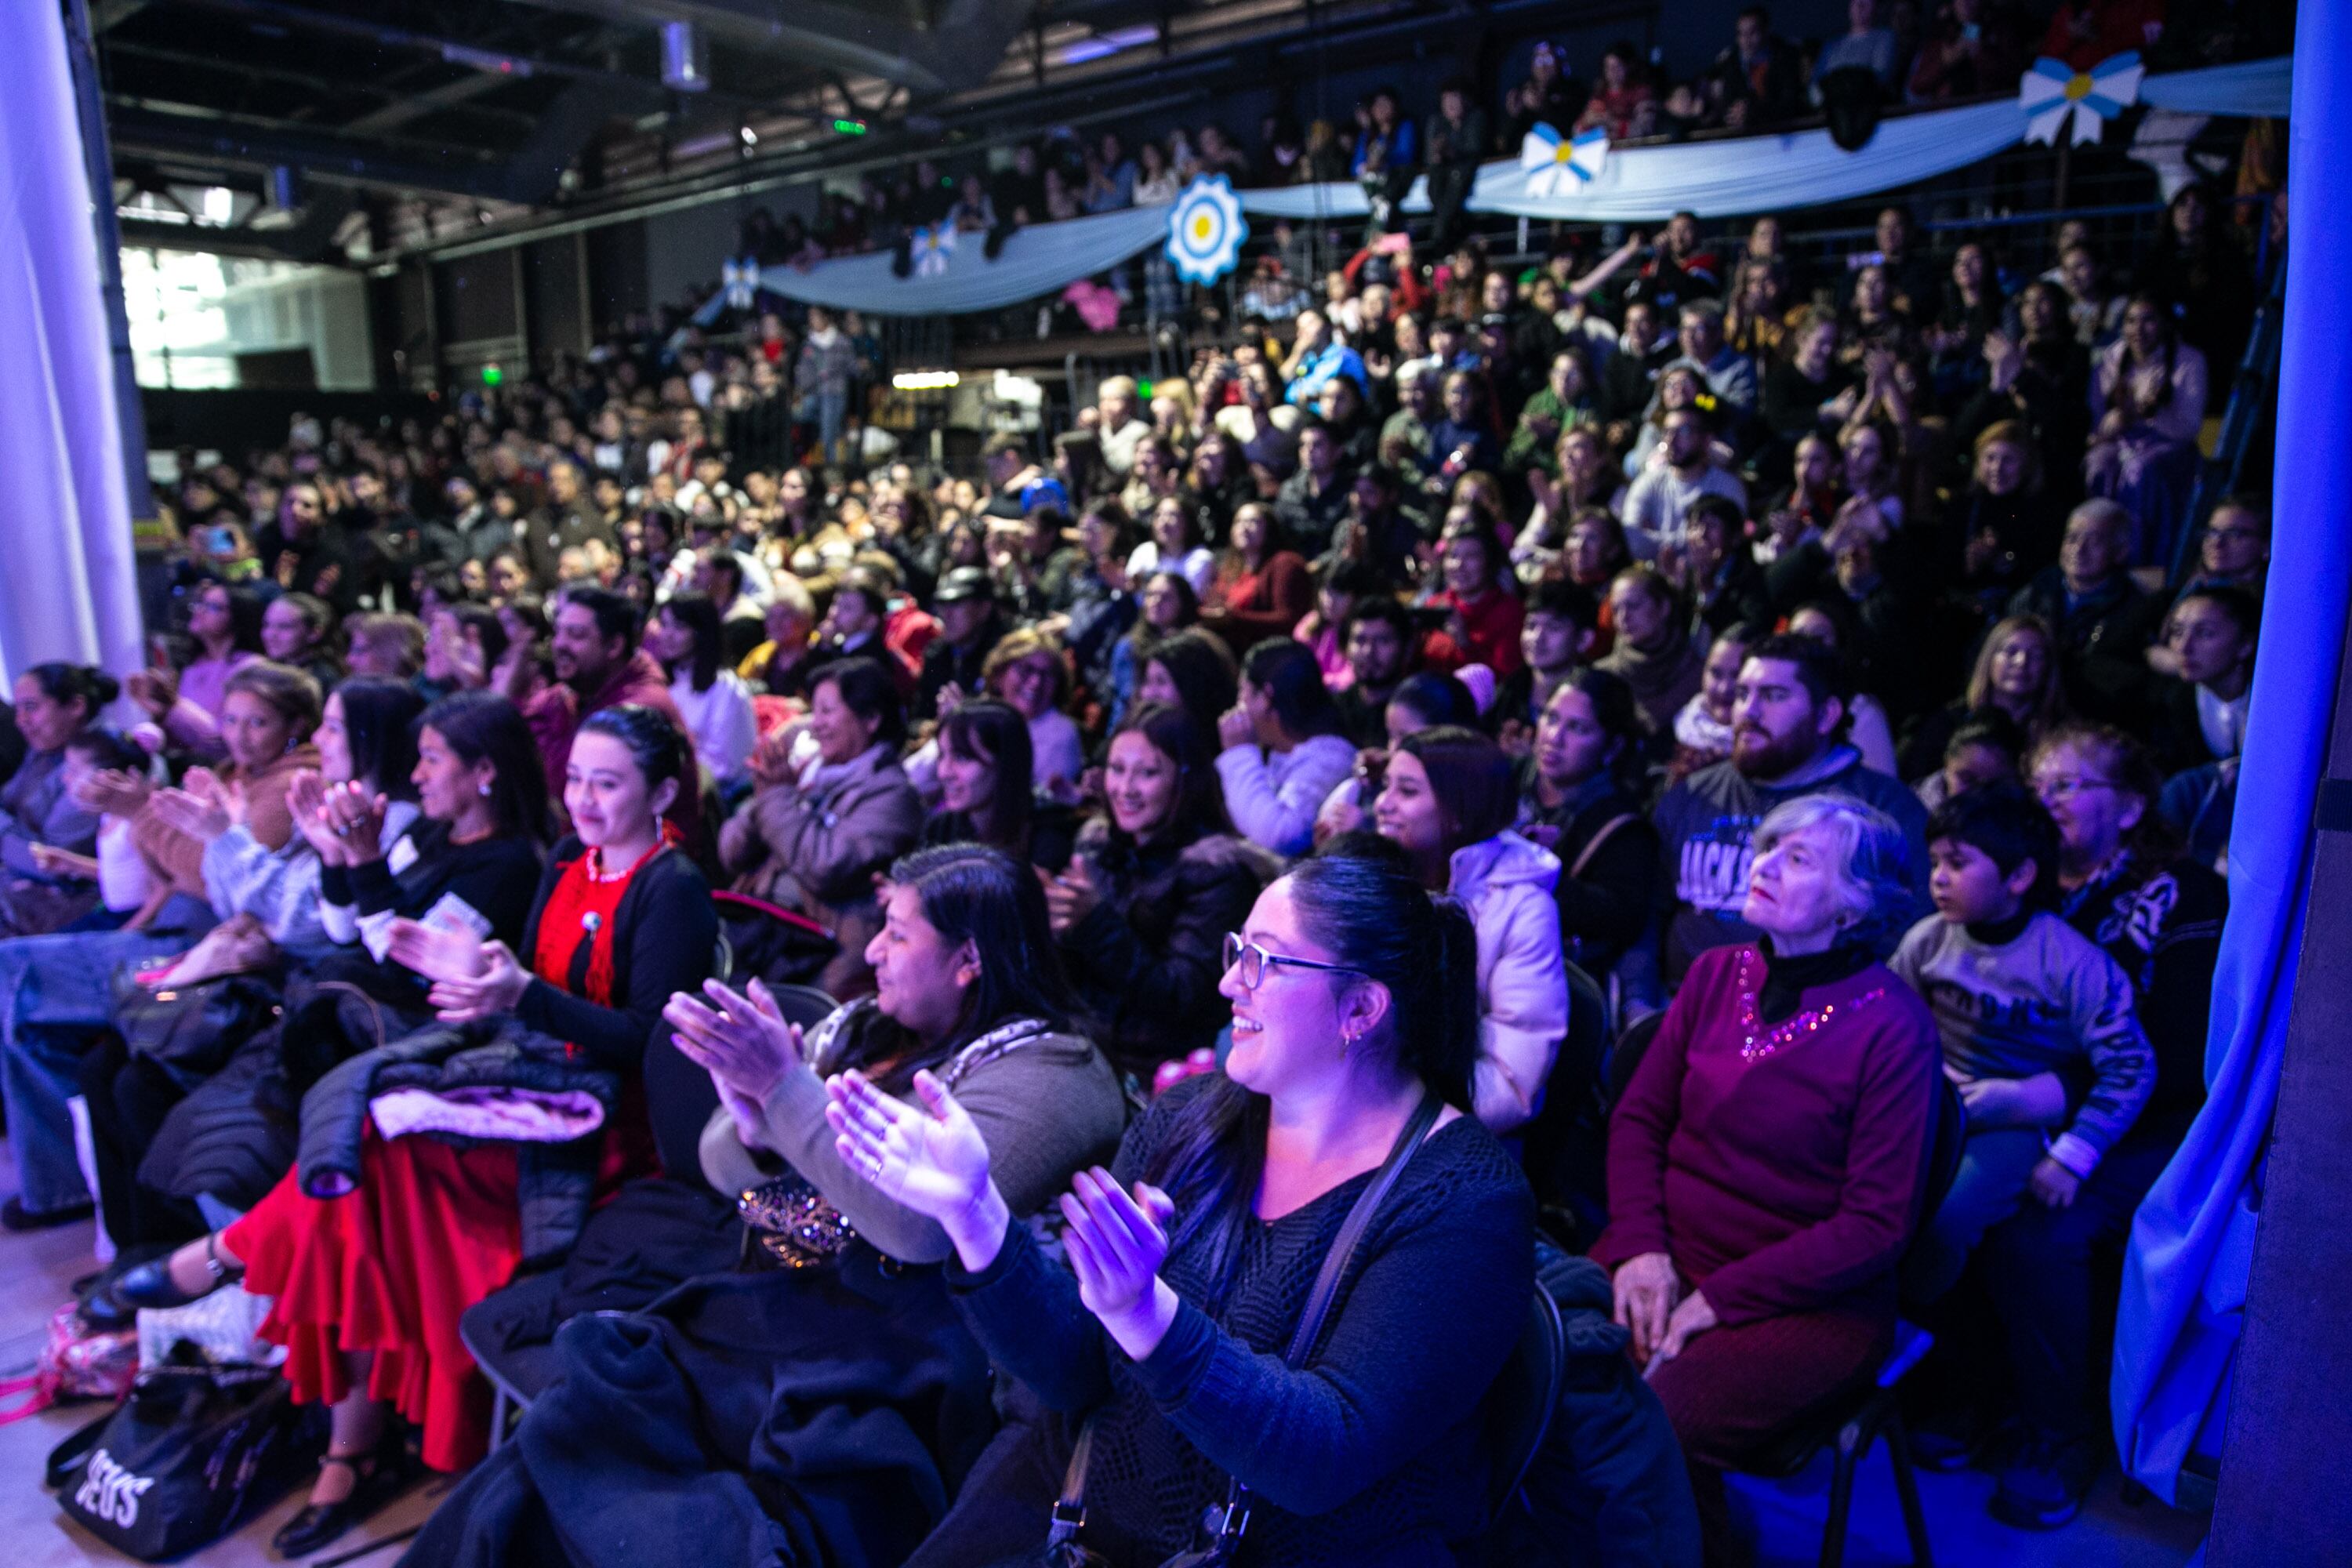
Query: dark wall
525 234 589 360
140 387 441 462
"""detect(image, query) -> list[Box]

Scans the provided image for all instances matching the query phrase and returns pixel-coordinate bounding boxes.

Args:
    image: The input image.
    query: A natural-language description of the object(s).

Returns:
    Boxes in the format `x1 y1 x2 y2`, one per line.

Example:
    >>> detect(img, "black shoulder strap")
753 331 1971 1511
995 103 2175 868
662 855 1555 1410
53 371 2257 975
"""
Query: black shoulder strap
1054 1091 1446 1559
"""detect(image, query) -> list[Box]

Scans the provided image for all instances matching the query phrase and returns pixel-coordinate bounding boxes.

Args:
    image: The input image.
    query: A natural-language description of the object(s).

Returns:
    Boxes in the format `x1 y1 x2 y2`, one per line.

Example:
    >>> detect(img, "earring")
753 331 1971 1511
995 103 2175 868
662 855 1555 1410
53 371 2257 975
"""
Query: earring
478 779 493 797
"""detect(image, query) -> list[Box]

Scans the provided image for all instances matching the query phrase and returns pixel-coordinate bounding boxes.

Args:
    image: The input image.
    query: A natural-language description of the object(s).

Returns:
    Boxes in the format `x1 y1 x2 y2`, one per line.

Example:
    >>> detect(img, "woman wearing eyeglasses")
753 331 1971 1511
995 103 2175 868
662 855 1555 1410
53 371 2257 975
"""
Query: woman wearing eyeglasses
1976 724 2225 1525
833 851 1534 1567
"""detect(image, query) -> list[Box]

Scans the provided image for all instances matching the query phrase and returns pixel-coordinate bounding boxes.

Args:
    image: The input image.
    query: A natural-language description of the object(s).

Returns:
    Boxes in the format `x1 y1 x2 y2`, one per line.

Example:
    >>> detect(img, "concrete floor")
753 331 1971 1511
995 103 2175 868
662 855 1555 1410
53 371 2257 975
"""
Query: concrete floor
0 1135 2212 1566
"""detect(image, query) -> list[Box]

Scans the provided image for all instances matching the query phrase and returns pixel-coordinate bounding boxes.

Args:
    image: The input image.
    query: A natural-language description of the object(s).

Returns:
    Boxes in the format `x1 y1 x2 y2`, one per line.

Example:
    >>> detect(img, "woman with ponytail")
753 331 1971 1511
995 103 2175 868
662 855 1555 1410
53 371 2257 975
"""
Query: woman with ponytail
836 851 1534 1566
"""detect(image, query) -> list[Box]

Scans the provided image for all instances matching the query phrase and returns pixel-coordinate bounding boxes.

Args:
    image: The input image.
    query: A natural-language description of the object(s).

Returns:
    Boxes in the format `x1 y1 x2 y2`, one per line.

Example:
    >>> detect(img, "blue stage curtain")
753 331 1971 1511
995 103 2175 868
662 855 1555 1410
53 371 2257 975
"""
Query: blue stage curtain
0 3 146 685
2109 38 2342 1504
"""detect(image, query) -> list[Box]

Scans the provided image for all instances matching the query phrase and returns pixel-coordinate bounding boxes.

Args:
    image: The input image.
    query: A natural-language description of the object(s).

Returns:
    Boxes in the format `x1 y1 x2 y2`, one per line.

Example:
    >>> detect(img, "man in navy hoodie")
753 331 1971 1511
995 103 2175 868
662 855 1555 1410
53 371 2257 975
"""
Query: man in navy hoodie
1652 632 1929 978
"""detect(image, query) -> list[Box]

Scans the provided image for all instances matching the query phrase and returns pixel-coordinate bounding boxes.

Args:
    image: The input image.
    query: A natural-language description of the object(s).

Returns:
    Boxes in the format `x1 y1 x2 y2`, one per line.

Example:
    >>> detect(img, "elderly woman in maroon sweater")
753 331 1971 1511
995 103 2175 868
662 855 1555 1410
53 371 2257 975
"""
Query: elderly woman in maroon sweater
1591 794 1940 1563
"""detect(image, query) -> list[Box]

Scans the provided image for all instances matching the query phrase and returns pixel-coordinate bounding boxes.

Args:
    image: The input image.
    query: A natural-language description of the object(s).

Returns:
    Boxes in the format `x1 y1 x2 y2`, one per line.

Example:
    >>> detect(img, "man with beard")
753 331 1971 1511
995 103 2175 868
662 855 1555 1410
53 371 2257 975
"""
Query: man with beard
1650 632 1928 978
512 586 698 838
1330 597 1418 746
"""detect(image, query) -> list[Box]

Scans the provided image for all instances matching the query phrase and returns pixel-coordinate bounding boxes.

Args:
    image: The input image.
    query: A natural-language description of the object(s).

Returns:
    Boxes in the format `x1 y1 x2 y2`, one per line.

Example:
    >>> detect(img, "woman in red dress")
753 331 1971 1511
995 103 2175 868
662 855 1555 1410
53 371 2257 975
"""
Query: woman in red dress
125 705 717 1557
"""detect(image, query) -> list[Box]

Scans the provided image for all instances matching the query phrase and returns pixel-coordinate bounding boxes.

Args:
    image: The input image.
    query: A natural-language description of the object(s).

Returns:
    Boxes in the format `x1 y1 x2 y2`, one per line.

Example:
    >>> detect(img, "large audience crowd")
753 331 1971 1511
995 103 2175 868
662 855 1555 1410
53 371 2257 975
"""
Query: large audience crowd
0 9 2288 1559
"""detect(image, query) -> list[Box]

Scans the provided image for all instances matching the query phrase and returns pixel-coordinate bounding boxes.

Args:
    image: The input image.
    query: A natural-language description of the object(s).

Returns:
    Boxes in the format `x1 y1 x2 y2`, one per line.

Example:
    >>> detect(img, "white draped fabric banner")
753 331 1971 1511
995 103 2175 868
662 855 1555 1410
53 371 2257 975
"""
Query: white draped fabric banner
0 4 146 684
728 56 2290 318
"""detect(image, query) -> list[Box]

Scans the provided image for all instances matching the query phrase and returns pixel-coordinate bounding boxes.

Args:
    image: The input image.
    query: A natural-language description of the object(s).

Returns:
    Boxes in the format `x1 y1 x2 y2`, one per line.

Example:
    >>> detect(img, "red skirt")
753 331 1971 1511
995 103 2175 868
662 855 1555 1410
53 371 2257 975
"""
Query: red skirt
225 1120 639 1472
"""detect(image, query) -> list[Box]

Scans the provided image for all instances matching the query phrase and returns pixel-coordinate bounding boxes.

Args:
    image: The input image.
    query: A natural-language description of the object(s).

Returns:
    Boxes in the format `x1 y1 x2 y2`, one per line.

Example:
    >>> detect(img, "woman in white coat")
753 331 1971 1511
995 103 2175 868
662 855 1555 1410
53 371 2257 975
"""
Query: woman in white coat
1373 724 1569 1133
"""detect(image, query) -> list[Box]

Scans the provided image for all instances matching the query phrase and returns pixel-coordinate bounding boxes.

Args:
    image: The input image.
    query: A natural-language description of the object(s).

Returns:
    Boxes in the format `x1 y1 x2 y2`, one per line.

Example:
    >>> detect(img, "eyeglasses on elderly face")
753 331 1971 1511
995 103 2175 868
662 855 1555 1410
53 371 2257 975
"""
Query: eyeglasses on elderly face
1221 933 1361 991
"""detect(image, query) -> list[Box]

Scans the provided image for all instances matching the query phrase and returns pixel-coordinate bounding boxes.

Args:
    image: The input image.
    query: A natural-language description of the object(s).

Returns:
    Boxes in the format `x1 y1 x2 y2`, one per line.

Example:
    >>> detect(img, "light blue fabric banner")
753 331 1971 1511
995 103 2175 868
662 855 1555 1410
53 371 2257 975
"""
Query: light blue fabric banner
2108 38 2336 1505
706 56 2288 318
750 203 1173 315
2141 55 2292 118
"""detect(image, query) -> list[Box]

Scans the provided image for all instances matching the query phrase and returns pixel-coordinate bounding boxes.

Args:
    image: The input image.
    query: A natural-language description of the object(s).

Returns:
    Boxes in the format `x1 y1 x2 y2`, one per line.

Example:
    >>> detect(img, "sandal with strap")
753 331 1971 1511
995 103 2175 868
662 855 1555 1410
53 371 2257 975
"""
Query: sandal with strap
270 1436 416 1559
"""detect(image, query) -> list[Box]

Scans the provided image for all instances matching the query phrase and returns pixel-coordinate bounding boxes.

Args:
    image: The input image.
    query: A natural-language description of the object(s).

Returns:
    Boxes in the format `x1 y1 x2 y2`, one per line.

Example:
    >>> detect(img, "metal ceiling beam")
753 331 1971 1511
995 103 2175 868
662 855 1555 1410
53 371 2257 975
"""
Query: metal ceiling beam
109 103 518 201
505 0 1033 95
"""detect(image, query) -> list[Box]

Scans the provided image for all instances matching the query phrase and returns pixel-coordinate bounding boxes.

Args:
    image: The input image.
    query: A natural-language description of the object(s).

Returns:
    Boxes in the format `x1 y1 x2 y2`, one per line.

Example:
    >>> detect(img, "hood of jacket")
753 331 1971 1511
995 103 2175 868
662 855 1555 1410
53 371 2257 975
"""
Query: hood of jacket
1449 829 1561 907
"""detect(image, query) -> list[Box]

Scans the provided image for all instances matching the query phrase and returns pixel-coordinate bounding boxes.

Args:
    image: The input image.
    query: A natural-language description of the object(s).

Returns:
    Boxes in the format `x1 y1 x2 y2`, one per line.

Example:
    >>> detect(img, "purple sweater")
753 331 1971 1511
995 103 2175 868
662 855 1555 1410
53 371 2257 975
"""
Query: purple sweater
1590 943 1940 1324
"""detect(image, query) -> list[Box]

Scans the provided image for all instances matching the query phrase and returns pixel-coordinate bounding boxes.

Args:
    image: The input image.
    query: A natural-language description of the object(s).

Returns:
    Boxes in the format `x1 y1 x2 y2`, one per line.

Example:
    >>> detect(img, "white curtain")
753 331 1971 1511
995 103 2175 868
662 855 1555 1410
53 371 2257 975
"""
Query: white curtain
0 3 146 687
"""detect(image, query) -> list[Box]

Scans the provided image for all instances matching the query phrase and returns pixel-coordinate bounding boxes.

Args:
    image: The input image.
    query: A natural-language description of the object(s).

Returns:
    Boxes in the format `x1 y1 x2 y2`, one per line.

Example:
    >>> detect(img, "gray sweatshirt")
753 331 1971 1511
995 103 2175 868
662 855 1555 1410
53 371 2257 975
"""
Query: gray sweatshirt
1889 910 2154 1177
699 1000 1127 1264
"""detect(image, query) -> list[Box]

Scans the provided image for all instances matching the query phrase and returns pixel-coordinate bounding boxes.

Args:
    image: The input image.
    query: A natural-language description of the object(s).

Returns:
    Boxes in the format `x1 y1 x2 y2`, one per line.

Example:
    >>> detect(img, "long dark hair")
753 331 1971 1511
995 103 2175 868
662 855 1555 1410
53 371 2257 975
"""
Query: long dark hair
1240 637 1344 742
658 591 724 692
24 663 119 731
1144 853 1479 1301
814 655 908 752
836 844 1081 1090
419 690 555 844
1139 627 1237 739
1394 725 1515 857
1104 701 1232 845
1548 666 1646 794
332 677 426 800
938 699 1035 853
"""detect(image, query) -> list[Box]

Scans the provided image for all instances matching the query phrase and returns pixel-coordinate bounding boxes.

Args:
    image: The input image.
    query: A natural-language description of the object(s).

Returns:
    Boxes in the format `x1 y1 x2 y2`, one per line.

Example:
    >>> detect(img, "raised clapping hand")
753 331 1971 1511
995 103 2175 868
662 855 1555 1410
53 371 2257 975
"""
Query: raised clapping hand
664 978 804 1140
1055 1167 1181 1359
417 938 529 1022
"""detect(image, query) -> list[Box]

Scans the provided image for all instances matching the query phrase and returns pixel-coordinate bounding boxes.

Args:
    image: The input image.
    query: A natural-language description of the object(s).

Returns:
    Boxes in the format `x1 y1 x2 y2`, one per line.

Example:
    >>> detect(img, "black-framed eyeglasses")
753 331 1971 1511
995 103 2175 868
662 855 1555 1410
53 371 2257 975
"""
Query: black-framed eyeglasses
1221 933 1361 990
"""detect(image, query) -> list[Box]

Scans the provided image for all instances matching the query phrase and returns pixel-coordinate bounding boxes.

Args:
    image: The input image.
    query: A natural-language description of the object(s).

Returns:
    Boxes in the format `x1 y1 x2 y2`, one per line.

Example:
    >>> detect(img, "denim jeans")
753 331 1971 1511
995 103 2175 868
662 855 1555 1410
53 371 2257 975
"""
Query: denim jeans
0 918 200 1213
1900 1125 2049 1307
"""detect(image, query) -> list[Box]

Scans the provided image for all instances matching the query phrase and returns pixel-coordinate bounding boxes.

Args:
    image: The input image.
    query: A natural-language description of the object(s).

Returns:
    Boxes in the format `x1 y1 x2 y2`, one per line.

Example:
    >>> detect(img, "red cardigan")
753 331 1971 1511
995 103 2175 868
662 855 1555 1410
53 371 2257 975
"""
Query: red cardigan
1202 550 1312 652
1588 943 1940 1326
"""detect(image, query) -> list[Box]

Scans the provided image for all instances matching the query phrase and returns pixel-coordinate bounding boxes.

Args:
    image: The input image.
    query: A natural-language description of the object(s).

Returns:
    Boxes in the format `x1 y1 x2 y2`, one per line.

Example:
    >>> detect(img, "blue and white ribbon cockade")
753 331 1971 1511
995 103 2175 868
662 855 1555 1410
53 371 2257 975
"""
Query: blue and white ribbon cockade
2020 51 2145 146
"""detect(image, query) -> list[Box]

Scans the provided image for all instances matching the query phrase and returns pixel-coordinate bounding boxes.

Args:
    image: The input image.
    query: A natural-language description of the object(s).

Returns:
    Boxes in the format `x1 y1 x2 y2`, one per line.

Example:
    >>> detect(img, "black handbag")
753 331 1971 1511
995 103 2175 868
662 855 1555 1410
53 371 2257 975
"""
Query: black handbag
1025 1091 1444 1568
56 1362 325 1560
112 975 282 1092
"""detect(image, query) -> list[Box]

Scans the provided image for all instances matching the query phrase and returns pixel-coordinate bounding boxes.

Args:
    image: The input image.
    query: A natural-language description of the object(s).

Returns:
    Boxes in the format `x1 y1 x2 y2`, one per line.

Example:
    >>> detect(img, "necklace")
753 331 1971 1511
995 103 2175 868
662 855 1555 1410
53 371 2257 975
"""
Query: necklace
1735 949 1886 1062
586 839 659 883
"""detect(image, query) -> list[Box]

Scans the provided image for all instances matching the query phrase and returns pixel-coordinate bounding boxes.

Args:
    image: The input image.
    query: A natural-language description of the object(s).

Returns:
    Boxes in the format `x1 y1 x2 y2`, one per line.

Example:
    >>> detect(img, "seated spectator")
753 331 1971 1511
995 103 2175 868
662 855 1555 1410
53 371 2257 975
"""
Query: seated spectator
1275 420 1358 557
1598 565 1705 746
2085 296 2209 567
1503 38 1582 148
925 699 1077 871
1653 633 1929 977
1891 783 2151 1306
418 603 505 702
1664 300 1759 420
2178 494 2269 602
1130 495 1218 601
1319 670 1486 852
2145 586 2256 775
509 587 693 835
1707 6 1806 128
120 705 715 1548
1503 350 1602 487
1759 308 1857 460
1432 519 1526 677
1132 624 1242 747
0 663 115 938
1908 0 2026 100
738 576 822 701
979 627 1086 800
1946 420 2063 617
839 851 1533 1566
1373 726 1569 1130
1281 308 1370 408
1682 496 1773 642
1784 605 1903 775
721 658 920 998
1214 638 1358 858
1987 721 2227 1525
1577 40 1657 137
125 580 260 761
2056 243 2125 351
413 838 1126 1563
1621 405 1748 561
1814 0 1901 90
1200 502 1312 656
2006 500 2165 724
1106 571 1201 732
1900 612 2070 779
1048 702 1279 1076
1515 670 1661 982
917 568 1011 721
2132 182 2254 375
1592 795 1940 1562
1914 711 2027 811
1671 626 1755 783
646 592 757 791
261 591 345 694
1497 575 1602 742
